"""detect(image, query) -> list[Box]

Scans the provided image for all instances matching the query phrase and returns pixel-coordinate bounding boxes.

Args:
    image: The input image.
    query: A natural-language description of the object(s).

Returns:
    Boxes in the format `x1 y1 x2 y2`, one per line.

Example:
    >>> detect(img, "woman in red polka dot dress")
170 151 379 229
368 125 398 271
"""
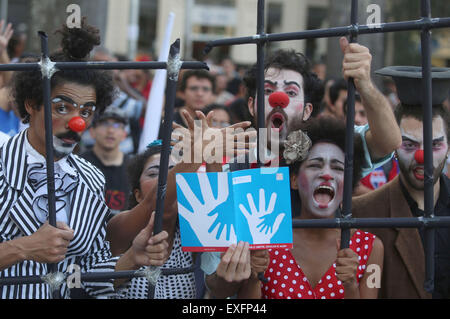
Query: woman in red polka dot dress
261 117 384 299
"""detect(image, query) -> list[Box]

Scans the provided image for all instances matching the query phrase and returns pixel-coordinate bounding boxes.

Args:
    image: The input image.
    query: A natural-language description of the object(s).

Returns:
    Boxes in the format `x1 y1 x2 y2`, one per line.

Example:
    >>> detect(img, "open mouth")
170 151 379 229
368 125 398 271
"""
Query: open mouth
413 167 424 180
313 184 335 208
270 113 286 132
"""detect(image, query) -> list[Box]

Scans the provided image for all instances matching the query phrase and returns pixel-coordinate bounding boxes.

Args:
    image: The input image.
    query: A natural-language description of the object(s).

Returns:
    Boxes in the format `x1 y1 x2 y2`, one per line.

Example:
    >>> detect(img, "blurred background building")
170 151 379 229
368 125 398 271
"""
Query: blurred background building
2 0 450 77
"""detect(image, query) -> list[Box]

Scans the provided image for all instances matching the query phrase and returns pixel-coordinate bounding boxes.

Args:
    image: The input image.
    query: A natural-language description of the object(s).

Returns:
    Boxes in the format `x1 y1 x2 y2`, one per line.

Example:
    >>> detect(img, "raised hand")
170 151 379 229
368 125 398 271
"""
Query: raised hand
177 172 237 246
0 20 13 55
172 109 256 164
340 36 374 95
239 188 285 244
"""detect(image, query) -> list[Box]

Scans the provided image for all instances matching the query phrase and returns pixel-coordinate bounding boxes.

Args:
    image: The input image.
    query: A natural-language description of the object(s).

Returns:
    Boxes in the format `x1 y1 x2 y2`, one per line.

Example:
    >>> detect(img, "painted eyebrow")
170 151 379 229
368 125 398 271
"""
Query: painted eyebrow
53 95 96 107
283 80 301 88
264 80 278 86
54 95 77 105
402 136 445 143
432 136 445 143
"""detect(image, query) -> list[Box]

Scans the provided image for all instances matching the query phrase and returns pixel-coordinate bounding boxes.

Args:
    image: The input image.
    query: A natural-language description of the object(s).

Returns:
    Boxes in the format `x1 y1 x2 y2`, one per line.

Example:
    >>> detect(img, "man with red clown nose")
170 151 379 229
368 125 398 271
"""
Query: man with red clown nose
0 19 169 299
352 66 450 299
202 38 403 299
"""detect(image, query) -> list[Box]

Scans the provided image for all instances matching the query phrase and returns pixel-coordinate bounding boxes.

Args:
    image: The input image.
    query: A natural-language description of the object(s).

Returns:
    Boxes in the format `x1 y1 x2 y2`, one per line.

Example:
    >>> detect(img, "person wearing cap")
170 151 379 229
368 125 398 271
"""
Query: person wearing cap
81 106 130 217
352 66 450 299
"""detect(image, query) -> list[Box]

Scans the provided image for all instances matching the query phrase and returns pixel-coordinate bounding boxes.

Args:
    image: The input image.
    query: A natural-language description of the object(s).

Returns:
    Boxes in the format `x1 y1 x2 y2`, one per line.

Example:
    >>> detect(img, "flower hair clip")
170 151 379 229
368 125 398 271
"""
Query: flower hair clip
283 129 312 164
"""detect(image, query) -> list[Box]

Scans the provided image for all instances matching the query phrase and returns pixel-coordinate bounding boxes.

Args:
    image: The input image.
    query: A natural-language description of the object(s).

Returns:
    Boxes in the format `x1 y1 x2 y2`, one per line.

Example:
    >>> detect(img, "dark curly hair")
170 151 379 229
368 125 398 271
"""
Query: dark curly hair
13 17 116 123
285 116 365 190
243 49 324 118
126 145 163 209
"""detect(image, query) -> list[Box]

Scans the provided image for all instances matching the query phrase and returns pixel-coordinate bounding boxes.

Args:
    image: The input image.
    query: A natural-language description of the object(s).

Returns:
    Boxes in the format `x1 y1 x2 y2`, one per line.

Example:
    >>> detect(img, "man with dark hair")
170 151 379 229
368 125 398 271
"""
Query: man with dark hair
320 78 348 120
173 70 216 127
353 66 450 299
0 19 169 299
81 106 130 217
232 37 401 177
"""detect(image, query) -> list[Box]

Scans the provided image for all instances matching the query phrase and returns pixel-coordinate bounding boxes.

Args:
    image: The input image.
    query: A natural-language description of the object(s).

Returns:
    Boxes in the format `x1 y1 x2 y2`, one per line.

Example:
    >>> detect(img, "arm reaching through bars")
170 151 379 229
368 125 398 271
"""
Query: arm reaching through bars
340 37 401 161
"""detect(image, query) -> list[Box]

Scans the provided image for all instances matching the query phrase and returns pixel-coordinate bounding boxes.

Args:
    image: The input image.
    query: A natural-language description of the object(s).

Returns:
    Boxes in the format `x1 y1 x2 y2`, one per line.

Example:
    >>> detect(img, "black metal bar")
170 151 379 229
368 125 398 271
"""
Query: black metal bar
153 39 181 235
420 0 435 295
340 0 358 250
0 61 208 72
293 217 450 229
0 266 197 286
255 0 269 284
203 17 450 53
256 0 266 167
147 39 183 298
38 31 59 299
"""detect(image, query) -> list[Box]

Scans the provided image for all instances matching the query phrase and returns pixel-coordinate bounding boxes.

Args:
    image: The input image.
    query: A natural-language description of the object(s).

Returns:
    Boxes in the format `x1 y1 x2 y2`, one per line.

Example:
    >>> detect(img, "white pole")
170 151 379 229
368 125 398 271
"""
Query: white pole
138 12 175 152
1 0 8 23
128 0 140 60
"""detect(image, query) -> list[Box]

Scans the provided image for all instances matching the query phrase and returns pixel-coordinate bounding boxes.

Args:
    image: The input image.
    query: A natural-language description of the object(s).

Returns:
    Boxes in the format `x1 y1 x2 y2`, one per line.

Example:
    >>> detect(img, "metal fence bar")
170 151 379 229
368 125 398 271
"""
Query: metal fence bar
292 217 450 229
0 61 207 72
148 39 182 298
0 266 197 286
256 0 266 168
420 0 435 294
340 0 358 250
38 31 60 299
203 18 450 54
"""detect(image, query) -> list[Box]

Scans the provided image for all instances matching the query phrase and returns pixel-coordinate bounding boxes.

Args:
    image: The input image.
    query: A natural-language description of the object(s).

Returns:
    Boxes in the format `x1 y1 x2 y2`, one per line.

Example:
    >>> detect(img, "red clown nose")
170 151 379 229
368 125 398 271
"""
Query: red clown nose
414 149 424 165
68 117 86 133
268 91 290 108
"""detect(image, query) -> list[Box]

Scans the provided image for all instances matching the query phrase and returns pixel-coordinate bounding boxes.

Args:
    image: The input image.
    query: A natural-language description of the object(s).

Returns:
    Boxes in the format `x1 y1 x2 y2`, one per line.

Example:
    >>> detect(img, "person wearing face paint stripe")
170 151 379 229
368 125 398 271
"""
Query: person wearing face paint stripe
352 66 450 299
201 38 401 299
255 116 384 299
0 19 169 299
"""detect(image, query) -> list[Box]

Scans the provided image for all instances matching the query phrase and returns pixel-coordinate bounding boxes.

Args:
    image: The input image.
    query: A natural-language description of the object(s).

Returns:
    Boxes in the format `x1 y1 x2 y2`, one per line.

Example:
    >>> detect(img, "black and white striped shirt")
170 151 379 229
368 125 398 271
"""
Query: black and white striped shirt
0 130 120 299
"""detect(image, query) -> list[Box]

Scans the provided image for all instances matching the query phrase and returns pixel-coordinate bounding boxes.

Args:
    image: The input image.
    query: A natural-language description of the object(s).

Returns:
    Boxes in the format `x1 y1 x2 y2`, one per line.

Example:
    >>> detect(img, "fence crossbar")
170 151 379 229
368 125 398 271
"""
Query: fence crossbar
0 61 207 72
203 17 450 54
293 217 450 229
0 266 197 287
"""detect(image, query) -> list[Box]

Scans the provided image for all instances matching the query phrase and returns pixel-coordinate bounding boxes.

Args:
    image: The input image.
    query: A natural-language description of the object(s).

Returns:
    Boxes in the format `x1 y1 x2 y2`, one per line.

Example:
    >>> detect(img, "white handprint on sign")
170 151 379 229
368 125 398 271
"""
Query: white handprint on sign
177 173 237 246
239 188 285 244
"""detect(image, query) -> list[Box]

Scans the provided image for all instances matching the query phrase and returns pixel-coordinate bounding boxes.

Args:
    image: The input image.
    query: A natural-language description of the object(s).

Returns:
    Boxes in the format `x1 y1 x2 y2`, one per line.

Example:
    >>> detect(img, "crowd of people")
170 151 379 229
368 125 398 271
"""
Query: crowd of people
0 17 449 299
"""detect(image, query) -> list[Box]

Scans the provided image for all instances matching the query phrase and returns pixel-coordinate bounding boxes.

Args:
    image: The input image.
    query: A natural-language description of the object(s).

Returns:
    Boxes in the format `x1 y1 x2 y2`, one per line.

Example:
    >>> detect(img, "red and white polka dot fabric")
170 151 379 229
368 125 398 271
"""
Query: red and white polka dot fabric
261 230 376 299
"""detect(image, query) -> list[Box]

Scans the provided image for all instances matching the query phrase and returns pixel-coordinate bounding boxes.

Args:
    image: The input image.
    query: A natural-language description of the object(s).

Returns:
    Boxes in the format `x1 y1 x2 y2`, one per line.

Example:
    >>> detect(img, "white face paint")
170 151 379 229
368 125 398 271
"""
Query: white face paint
396 116 449 190
296 143 345 218
252 68 310 142
53 135 77 158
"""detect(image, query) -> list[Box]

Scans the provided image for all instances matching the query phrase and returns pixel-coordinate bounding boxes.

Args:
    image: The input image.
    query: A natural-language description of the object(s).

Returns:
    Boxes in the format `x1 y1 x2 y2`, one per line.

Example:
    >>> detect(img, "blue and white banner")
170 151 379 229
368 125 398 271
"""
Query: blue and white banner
176 167 293 252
